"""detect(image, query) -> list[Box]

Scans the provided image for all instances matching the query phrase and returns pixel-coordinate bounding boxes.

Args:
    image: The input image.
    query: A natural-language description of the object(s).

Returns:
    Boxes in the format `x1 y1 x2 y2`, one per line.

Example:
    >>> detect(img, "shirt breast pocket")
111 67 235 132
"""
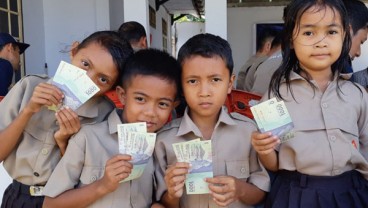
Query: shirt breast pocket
225 160 250 179
79 166 104 186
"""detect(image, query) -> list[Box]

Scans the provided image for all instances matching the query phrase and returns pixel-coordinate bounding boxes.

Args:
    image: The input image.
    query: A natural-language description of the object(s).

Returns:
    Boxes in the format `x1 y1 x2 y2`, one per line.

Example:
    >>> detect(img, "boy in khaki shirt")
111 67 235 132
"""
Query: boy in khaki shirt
154 33 269 208
42 49 181 208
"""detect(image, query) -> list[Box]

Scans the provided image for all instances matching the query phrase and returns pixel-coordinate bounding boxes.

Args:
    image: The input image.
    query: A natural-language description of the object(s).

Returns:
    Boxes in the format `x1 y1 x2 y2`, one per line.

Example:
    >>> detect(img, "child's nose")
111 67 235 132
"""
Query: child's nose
199 83 211 97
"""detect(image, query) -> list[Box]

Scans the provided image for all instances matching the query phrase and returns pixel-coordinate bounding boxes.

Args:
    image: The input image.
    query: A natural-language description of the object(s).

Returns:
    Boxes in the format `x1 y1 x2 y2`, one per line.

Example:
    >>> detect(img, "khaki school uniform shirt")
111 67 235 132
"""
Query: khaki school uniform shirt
264 71 368 179
154 107 270 208
251 50 282 95
0 75 114 186
44 109 154 208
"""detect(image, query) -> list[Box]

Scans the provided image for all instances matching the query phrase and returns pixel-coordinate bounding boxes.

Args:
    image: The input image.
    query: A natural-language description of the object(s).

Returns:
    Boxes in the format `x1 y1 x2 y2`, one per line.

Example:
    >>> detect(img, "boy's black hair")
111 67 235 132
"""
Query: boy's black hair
118 21 147 44
343 0 368 35
120 48 181 99
177 33 234 75
269 0 352 100
76 30 134 86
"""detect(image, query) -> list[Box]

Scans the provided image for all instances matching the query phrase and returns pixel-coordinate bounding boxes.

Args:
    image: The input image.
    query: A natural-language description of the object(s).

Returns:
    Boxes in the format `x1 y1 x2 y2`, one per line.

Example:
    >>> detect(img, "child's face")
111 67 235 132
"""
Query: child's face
71 42 118 96
350 28 368 60
117 75 177 133
292 6 344 74
181 56 234 121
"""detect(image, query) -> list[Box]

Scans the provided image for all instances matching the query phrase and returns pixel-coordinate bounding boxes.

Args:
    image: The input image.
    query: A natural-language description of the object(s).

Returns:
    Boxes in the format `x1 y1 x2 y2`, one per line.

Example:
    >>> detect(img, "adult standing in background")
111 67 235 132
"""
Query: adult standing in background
118 21 148 51
346 0 368 86
0 33 29 96
236 28 277 91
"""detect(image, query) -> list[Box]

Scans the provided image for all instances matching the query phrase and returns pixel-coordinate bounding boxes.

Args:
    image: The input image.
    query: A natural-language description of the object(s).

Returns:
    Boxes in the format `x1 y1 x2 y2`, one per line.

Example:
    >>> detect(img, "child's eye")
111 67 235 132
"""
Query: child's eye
187 79 197 84
81 60 89 67
158 102 170 109
212 78 222 82
328 30 338 35
99 76 109 84
135 97 145 102
303 31 313 36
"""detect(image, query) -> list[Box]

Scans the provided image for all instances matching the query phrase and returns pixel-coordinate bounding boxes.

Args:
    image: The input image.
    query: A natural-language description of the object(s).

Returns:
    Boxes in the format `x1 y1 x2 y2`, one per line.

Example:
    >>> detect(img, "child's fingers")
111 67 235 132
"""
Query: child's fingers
212 195 235 207
57 107 80 132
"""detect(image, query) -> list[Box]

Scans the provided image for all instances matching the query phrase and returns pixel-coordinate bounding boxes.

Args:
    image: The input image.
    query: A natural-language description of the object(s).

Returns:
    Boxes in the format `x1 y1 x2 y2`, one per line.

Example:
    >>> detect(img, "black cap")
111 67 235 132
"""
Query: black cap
0 33 30 54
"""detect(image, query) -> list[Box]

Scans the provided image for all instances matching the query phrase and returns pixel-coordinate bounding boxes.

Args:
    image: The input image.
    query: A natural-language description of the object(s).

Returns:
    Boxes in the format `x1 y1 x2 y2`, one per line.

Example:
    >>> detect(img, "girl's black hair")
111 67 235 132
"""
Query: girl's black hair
269 0 351 100
76 30 133 86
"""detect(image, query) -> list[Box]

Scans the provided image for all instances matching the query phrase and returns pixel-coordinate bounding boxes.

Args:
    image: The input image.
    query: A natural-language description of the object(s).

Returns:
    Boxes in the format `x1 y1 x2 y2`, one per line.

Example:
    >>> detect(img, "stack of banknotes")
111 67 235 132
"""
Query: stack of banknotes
172 139 213 194
117 122 156 182
250 97 294 143
50 61 100 111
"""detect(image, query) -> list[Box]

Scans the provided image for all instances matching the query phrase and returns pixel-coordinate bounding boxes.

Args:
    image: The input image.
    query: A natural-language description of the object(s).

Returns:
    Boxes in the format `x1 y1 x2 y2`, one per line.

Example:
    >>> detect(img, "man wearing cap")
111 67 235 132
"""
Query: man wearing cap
0 32 30 96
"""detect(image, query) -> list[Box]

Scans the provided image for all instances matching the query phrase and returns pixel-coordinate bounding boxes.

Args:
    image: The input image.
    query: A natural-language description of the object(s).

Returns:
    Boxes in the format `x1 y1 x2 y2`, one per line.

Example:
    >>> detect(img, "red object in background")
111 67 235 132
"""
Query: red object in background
224 89 261 119
0 96 4 102
105 90 123 109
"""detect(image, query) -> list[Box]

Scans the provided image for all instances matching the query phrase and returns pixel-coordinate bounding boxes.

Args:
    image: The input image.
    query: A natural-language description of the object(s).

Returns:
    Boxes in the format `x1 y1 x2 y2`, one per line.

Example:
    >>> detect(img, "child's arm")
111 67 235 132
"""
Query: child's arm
251 131 279 171
206 176 265 206
160 162 190 208
54 107 81 155
43 154 132 208
0 83 63 162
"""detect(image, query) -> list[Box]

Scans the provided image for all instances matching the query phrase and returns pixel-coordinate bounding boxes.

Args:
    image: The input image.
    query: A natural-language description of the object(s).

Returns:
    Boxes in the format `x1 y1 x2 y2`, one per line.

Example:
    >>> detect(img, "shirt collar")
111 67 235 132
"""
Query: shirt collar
176 106 237 138
107 109 123 134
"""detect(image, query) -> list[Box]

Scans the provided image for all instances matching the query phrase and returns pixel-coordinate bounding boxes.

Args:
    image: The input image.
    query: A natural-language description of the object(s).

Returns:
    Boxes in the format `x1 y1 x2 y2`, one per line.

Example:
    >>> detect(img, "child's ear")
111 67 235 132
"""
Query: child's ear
116 86 127 105
173 100 181 108
69 41 80 60
228 74 236 94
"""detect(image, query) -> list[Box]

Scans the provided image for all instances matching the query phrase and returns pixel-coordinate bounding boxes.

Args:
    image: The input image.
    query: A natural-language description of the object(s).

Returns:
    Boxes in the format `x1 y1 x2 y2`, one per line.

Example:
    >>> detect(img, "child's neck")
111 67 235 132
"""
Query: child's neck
301 68 333 92
189 111 219 140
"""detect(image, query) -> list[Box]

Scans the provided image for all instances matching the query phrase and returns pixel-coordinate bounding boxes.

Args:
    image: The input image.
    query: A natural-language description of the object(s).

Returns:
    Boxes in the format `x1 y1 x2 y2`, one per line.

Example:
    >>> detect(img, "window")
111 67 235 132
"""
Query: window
0 0 24 81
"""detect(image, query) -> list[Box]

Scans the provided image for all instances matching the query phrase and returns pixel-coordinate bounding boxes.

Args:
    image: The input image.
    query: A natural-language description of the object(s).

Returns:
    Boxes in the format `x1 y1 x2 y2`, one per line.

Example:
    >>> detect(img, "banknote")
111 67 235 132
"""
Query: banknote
250 97 294 143
117 122 147 154
121 131 156 182
172 139 213 194
50 61 100 110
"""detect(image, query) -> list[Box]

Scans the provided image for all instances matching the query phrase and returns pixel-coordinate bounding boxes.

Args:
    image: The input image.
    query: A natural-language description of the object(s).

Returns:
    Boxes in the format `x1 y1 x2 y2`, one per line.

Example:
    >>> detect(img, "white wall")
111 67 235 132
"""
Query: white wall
109 0 125 31
22 0 46 75
42 0 110 76
174 22 205 58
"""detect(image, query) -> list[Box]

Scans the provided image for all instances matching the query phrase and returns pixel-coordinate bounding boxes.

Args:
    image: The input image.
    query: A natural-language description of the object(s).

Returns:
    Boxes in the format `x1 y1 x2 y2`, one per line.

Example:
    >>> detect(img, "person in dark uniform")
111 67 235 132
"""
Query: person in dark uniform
0 33 30 96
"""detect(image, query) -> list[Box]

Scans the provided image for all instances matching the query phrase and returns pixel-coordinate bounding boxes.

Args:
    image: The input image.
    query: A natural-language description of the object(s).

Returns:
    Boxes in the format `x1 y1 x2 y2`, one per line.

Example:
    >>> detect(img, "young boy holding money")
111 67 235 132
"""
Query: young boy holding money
154 33 270 208
0 31 133 208
42 49 181 208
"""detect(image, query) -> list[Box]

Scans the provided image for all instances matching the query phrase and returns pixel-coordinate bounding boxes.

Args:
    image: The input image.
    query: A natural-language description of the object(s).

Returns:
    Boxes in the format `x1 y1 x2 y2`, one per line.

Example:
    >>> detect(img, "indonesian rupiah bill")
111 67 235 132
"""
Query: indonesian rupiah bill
117 122 156 182
49 61 100 111
250 97 294 143
172 139 213 194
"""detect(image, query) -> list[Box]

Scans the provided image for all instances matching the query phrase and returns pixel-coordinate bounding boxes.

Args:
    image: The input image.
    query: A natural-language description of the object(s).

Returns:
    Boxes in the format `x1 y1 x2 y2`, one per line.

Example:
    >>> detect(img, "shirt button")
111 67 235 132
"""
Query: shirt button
34 172 40 177
41 148 49 155
330 136 336 141
240 167 246 174
322 103 328 108
91 176 97 182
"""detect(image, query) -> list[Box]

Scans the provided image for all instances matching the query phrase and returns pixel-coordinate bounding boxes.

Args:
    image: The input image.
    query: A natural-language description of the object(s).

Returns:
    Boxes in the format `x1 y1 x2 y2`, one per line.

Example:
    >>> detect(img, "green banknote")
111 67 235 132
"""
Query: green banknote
51 61 100 110
117 122 155 182
172 139 213 194
251 98 294 143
